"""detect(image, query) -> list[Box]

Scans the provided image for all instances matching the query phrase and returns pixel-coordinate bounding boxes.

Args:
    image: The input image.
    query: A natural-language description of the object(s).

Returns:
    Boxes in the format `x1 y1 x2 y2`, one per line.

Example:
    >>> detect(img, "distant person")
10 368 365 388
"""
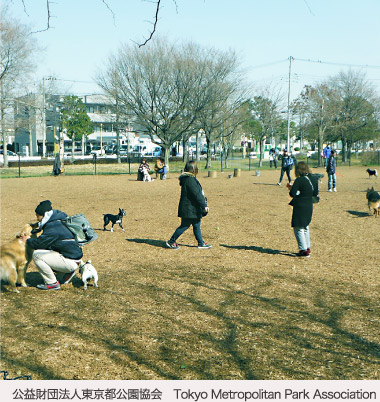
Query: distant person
288 162 319 257
166 161 211 250
52 154 62 176
326 150 337 192
277 149 293 186
269 148 277 168
154 158 168 180
137 158 150 181
323 144 331 167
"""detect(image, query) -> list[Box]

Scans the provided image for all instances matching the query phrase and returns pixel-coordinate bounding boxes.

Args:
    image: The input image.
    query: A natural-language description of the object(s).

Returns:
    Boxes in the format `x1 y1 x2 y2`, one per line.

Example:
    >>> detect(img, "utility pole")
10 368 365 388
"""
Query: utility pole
42 77 47 157
286 56 293 152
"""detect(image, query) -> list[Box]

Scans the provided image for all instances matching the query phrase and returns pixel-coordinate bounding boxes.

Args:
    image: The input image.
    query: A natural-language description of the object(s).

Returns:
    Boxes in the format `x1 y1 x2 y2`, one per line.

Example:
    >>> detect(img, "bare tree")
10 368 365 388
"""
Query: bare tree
298 84 336 167
327 70 379 162
0 8 38 166
242 86 283 167
97 38 241 168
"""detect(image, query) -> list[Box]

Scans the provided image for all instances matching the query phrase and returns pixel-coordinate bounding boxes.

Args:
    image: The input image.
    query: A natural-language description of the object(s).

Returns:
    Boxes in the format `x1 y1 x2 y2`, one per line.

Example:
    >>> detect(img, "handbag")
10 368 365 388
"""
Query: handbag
202 197 208 217
305 176 319 204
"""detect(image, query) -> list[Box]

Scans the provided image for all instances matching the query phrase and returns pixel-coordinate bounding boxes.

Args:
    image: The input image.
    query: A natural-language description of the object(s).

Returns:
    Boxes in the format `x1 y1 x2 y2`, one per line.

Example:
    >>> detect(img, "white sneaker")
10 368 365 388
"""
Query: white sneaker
333 188 337 192
328 189 332 192
277 183 281 186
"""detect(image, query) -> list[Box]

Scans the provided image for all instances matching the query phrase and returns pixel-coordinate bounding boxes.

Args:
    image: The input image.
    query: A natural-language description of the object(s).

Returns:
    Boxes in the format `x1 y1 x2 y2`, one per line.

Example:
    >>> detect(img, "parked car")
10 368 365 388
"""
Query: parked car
144 147 162 157
0 150 17 156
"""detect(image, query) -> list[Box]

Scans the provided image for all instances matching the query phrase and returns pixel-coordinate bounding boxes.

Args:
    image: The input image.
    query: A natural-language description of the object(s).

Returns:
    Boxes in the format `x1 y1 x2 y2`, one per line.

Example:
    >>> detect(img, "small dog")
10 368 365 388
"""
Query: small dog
366 168 378 178
142 166 153 182
103 208 126 232
366 187 380 217
0 224 33 293
79 260 98 290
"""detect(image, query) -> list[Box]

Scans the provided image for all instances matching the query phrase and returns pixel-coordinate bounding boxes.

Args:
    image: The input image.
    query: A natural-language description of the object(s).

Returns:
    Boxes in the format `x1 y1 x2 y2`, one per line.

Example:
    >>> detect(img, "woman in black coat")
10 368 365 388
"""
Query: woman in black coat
288 161 319 257
166 161 211 250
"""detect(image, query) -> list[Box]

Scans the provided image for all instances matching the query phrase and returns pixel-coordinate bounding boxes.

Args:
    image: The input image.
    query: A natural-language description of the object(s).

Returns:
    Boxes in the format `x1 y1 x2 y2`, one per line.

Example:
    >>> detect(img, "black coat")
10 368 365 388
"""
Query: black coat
177 173 207 219
26 210 83 260
289 174 319 227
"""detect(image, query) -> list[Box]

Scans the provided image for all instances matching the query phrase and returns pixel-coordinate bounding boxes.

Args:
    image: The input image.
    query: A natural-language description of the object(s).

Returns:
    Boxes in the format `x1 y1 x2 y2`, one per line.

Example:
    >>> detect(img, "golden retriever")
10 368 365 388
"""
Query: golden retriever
0 224 34 293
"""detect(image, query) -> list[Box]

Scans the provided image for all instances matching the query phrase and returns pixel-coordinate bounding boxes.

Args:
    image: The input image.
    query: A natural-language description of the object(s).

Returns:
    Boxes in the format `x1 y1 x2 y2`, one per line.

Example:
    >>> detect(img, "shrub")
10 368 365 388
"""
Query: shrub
361 151 380 166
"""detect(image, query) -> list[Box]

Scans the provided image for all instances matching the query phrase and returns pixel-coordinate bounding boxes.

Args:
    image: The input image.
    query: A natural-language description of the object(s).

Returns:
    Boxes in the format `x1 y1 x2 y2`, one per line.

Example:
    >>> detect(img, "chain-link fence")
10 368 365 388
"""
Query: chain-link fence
1 150 379 179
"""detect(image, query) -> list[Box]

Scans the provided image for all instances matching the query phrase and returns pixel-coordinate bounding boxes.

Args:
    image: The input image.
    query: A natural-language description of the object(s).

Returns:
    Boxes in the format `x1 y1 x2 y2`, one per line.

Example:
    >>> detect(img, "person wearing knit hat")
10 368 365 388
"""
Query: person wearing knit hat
35 200 52 217
26 201 83 290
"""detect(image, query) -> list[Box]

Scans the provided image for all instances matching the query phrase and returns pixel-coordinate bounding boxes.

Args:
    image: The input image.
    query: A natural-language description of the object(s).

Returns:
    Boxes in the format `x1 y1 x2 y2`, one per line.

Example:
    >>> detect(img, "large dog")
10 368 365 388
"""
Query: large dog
366 187 380 217
0 224 33 293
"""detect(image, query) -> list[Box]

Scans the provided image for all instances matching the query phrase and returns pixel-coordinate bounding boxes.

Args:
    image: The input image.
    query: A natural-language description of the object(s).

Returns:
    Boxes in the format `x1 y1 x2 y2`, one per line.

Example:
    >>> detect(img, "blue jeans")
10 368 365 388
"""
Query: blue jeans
328 173 336 190
293 226 310 251
170 218 203 246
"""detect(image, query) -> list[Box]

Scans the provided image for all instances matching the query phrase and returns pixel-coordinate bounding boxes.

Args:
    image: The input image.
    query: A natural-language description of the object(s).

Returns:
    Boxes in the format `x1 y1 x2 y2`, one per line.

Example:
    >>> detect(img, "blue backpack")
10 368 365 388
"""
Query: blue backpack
286 157 294 167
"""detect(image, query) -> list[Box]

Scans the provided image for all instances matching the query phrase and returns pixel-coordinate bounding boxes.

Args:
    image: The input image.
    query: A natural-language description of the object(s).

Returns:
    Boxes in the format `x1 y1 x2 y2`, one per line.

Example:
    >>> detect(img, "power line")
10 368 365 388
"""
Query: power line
293 57 380 70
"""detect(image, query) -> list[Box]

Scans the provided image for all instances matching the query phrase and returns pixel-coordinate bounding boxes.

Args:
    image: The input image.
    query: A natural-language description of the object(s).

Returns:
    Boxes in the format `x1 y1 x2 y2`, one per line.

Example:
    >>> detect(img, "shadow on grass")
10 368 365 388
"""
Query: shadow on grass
346 210 371 218
220 243 295 257
126 238 166 248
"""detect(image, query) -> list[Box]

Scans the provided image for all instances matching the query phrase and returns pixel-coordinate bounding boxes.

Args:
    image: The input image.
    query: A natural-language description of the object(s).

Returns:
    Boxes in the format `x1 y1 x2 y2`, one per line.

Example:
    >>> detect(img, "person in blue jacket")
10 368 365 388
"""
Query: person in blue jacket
26 200 83 290
166 161 211 250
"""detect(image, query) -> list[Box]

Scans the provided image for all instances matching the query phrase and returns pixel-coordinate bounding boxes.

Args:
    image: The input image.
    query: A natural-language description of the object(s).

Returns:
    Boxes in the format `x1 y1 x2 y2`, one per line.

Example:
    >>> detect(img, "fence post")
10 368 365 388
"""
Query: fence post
93 153 97 175
18 153 21 178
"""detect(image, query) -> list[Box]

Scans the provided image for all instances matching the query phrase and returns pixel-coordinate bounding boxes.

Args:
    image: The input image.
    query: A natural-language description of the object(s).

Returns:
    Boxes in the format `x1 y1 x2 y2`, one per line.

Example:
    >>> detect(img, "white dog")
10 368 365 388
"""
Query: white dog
142 166 153 182
79 260 98 290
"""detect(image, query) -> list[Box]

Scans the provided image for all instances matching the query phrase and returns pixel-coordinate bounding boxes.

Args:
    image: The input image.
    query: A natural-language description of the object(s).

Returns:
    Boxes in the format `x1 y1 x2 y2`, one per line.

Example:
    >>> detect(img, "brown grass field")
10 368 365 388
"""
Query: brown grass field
1 166 379 380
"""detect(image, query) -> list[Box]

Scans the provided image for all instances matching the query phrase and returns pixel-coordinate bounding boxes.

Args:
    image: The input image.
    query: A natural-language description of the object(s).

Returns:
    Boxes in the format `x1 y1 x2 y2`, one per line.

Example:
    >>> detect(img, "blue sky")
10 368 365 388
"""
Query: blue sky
6 0 380 102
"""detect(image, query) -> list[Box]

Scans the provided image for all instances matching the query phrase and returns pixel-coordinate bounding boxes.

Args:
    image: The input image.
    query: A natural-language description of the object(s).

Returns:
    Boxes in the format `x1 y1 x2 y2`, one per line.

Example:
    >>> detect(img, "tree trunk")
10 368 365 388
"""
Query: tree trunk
164 146 170 169
205 137 211 169
81 136 85 156
224 147 230 169
258 138 263 168
317 126 323 167
28 120 33 156
71 137 75 156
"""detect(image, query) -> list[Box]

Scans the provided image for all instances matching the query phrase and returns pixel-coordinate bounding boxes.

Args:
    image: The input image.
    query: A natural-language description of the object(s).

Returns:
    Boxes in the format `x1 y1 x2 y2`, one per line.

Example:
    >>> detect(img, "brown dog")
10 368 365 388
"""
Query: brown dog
0 224 33 293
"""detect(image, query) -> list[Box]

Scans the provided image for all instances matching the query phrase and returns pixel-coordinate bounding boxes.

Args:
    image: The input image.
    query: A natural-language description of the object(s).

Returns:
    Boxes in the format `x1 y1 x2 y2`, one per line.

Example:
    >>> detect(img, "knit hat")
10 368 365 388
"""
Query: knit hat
35 200 52 216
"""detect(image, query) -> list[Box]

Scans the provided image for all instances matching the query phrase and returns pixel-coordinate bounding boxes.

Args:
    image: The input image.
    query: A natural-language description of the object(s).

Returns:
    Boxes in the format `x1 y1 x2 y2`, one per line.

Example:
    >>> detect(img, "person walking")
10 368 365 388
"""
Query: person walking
326 150 337 192
26 200 83 290
277 149 293 186
166 161 211 250
288 162 319 257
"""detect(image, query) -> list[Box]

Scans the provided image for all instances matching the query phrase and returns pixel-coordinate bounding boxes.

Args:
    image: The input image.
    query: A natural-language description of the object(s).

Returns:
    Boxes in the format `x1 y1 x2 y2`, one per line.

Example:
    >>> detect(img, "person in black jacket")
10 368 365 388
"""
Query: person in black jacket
277 149 293 186
26 200 83 290
166 161 211 250
288 162 319 257
326 150 337 192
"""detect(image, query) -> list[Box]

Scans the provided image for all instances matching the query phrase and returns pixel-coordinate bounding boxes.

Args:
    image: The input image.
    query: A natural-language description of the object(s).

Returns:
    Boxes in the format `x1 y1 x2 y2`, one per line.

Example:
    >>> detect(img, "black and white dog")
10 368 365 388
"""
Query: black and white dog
366 168 378 178
103 208 126 232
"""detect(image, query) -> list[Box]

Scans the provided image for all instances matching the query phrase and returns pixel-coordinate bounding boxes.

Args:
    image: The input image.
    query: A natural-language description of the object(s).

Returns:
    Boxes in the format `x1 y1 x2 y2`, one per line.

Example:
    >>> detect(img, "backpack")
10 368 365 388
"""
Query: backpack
61 213 98 247
286 156 294 167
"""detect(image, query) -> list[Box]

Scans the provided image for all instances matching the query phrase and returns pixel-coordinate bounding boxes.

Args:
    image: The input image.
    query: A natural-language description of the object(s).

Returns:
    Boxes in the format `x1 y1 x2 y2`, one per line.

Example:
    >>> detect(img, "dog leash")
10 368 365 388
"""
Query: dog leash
0 370 32 380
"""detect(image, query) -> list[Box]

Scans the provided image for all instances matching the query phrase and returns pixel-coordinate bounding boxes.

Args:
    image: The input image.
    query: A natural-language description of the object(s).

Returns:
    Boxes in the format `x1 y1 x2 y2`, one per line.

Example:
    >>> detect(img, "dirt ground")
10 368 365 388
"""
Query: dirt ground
1 166 379 380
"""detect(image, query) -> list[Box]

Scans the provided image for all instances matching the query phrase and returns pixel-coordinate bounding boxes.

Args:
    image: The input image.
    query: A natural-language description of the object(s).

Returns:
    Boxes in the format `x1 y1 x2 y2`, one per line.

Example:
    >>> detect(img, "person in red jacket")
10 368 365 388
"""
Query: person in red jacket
166 161 210 250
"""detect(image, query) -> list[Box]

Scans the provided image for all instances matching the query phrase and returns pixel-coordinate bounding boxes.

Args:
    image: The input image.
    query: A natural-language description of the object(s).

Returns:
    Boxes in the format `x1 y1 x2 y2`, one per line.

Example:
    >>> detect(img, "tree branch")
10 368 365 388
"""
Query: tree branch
138 0 162 48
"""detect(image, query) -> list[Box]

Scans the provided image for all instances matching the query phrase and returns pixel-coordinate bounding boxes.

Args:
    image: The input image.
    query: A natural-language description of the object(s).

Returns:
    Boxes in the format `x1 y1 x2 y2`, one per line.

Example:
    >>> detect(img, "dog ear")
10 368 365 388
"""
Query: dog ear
16 224 32 238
